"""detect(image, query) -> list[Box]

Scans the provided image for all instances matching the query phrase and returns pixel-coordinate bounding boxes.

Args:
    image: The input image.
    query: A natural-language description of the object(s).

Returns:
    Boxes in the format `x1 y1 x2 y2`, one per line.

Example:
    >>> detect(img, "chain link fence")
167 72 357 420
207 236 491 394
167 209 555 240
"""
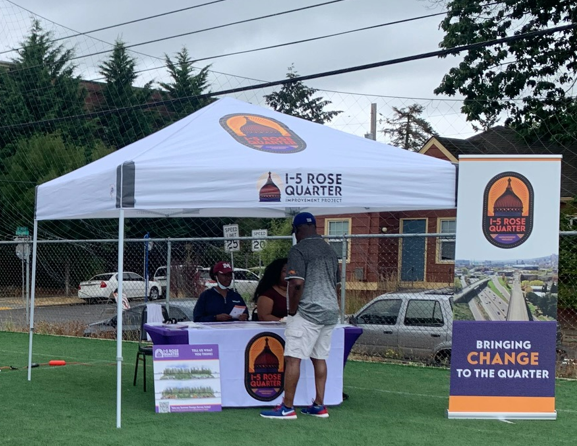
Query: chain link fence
1 231 575 375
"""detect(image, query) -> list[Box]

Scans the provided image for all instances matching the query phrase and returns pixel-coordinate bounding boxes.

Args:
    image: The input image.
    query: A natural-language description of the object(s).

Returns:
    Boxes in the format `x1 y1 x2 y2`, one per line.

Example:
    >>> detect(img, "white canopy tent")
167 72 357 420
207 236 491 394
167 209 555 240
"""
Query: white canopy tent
29 97 457 427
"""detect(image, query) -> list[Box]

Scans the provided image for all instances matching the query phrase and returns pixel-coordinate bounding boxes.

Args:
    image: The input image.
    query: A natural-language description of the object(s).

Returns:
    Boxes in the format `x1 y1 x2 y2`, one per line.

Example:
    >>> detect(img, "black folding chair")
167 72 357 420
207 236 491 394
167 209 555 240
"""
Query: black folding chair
133 305 154 391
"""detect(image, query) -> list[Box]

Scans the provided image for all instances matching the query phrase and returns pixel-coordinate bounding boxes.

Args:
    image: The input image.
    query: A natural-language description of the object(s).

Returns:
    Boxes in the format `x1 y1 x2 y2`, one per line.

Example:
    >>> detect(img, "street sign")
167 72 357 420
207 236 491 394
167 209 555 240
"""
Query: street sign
251 229 267 252
223 224 240 252
14 236 30 260
16 227 29 237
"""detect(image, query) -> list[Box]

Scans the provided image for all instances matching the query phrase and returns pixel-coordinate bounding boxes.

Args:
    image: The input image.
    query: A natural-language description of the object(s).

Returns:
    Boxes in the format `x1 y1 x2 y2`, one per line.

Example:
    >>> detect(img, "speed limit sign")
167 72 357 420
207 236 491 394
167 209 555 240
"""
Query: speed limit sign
223 224 240 252
252 229 267 252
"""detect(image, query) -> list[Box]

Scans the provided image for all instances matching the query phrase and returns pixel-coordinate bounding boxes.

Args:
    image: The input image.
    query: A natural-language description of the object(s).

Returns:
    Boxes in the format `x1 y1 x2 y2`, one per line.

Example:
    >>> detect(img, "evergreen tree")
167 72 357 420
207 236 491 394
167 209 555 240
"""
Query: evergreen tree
381 104 436 151
0 20 90 167
97 40 156 149
159 47 212 122
434 0 577 140
264 65 341 124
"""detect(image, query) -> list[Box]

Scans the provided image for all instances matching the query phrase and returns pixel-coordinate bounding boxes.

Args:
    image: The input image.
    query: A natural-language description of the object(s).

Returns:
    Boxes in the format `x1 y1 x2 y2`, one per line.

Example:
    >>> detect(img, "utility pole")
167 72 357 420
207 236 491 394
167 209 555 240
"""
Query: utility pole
365 103 377 140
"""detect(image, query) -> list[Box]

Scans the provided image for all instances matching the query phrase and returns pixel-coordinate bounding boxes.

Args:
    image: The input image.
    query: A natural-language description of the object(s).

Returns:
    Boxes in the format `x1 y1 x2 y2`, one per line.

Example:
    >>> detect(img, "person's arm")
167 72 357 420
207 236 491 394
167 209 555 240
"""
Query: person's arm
287 278 304 316
257 295 281 321
285 248 305 316
193 291 217 322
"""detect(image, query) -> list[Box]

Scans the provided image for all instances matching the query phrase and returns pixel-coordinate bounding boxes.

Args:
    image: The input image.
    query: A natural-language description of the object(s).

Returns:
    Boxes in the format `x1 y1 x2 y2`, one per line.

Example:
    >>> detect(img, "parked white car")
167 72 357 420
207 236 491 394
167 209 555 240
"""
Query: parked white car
78 272 162 302
201 267 260 297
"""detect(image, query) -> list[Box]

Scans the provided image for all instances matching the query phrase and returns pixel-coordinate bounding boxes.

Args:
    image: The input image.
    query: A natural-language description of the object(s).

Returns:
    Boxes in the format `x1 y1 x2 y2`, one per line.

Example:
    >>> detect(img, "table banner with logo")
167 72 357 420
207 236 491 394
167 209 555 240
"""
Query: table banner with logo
448 155 561 420
187 322 345 407
153 344 222 413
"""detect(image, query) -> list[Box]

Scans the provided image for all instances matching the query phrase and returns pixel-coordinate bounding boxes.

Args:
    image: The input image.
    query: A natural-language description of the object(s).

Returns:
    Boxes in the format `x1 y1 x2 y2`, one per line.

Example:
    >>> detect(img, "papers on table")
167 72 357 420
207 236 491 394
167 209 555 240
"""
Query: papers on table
162 324 188 330
179 321 206 329
229 305 246 319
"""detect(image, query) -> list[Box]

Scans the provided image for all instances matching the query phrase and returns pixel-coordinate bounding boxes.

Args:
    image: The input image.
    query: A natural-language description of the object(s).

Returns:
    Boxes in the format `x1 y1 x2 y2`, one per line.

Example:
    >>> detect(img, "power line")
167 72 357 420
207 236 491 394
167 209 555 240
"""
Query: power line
85 9 450 82
71 0 347 60
3 0 347 76
0 0 230 56
1 22 574 132
0 0 272 91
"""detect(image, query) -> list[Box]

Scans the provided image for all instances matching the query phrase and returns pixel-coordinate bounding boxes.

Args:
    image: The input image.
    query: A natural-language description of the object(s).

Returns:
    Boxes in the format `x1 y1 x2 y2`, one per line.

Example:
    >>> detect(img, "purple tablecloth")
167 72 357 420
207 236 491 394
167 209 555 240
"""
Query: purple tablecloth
145 323 362 366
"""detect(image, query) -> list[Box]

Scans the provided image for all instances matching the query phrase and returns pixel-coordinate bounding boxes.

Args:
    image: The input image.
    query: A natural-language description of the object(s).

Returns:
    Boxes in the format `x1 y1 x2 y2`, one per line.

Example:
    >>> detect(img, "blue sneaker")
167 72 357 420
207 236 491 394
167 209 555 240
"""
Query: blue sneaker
301 402 329 418
260 403 297 420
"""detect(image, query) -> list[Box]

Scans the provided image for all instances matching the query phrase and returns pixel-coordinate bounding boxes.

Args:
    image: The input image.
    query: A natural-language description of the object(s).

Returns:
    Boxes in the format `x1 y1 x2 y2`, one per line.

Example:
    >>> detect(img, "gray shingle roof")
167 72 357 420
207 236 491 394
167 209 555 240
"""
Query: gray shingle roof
436 126 577 198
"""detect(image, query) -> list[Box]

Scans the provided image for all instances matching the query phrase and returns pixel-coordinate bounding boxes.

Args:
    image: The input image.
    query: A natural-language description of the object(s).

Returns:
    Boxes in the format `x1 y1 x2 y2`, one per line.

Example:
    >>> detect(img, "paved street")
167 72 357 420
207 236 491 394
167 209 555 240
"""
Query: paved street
0 297 173 329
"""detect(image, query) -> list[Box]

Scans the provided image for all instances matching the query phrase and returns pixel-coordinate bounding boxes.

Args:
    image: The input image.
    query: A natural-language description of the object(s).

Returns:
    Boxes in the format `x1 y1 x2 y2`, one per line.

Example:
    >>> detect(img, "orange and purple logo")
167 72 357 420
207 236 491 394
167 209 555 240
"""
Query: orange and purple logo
244 332 285 401
482 172 534 249
219 114 306 153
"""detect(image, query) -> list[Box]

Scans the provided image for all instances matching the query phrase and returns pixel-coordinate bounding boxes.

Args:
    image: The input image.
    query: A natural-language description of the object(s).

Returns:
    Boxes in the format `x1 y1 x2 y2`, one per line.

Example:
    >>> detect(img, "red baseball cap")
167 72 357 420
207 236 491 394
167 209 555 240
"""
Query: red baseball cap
213 261 233 274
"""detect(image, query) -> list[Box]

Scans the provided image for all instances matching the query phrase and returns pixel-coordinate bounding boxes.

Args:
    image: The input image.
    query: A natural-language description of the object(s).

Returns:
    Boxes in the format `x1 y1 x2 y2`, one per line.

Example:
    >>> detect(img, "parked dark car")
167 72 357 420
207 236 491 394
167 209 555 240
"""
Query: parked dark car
83 300 196 340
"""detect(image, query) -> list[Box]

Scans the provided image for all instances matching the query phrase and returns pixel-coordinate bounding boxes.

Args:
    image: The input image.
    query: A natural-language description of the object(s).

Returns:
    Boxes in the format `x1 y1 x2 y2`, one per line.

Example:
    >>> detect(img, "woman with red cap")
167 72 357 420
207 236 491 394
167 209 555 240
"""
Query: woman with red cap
193 261 249 322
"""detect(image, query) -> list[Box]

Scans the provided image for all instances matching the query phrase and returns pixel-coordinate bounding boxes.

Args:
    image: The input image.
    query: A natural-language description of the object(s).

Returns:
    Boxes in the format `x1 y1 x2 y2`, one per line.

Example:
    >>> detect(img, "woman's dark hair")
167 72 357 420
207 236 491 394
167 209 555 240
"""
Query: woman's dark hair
253 258 287 302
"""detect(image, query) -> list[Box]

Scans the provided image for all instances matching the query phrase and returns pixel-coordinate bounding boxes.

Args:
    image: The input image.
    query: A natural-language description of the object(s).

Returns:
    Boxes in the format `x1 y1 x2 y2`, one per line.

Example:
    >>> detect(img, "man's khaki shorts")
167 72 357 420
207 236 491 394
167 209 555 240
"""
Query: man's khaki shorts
284 313 336 360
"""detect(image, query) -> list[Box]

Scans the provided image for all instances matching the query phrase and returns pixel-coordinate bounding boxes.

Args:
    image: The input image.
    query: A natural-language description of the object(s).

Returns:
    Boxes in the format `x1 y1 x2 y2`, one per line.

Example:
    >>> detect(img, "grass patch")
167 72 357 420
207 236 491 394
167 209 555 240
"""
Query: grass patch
453 302 474 320
499 276 511 291
1 332 577 446
488 281 507 302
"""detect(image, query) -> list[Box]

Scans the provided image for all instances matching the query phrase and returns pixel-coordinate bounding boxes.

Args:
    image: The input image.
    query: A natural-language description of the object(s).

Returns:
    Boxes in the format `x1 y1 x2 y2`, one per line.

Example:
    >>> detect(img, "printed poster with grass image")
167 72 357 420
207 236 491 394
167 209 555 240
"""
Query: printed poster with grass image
153 344 221 413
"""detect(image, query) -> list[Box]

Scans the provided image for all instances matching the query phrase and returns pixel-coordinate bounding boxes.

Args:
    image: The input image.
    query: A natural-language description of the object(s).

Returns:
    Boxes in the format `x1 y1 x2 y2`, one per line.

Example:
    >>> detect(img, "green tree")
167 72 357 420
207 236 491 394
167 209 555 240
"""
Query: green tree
159 47 212 122
559 199 577 309
0 133 112 231
97 40 156 149
264 65 341 124
434 1 577 139
0 20 91 166
381 104 436 150
260 218 293 266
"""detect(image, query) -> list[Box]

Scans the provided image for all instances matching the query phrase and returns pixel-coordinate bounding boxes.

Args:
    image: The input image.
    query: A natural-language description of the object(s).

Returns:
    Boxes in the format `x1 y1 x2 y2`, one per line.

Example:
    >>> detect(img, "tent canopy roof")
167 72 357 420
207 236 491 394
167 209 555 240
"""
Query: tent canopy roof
36 98 456 221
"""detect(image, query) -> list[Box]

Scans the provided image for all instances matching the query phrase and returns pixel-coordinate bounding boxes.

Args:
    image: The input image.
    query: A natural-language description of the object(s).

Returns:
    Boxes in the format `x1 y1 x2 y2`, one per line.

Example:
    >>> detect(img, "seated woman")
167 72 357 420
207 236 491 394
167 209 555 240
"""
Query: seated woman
193 261 249 322
253 258 288 321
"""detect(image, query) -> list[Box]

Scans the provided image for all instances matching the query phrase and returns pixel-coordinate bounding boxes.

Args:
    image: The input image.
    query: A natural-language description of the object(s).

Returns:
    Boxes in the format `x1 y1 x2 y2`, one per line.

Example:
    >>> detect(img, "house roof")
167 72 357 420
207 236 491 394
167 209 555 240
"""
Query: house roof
425 126 577 198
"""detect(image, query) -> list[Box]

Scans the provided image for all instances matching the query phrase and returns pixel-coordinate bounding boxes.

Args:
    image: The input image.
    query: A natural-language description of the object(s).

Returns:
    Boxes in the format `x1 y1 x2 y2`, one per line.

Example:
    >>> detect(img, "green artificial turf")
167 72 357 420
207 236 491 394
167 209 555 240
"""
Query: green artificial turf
1 331 576 446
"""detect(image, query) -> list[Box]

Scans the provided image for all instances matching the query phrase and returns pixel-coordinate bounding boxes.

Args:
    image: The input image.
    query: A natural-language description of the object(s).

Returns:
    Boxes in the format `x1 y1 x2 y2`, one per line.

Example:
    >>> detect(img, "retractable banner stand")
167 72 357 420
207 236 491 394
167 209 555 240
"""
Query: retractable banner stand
448 155 562 420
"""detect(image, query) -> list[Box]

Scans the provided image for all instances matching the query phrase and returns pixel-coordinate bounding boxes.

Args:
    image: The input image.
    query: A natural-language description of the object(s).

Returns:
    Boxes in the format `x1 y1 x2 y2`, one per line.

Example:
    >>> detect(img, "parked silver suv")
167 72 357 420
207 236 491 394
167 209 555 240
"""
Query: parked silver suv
349 290 453 363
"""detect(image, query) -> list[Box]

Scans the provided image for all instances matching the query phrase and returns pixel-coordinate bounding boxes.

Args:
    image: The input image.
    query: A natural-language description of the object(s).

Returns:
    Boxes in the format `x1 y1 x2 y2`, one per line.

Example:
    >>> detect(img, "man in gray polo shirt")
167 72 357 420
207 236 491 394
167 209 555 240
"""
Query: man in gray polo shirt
260 212 340 420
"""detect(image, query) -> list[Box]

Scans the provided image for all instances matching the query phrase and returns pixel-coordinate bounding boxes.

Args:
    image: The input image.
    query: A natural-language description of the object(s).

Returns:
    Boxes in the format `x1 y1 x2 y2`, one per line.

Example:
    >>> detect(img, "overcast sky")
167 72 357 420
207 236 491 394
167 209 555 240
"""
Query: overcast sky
0 0 475 140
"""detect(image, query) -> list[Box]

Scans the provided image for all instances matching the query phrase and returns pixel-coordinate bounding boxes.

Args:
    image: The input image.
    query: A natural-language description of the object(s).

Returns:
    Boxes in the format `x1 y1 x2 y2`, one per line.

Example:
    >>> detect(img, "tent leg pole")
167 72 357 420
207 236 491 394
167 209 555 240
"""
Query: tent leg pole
116 210 125 429
27 220 39 381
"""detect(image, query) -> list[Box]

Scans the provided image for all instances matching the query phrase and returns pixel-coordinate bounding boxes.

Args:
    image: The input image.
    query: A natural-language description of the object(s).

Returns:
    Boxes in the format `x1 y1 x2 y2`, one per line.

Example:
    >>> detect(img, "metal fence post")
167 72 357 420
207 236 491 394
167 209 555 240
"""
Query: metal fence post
340 235 348 323
166 239 171 315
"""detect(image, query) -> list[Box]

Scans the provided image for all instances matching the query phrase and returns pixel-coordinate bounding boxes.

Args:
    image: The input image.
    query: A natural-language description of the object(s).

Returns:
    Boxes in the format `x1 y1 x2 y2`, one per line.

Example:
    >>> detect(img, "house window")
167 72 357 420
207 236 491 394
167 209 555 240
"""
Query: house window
437 218 456 263
325 218 351 262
